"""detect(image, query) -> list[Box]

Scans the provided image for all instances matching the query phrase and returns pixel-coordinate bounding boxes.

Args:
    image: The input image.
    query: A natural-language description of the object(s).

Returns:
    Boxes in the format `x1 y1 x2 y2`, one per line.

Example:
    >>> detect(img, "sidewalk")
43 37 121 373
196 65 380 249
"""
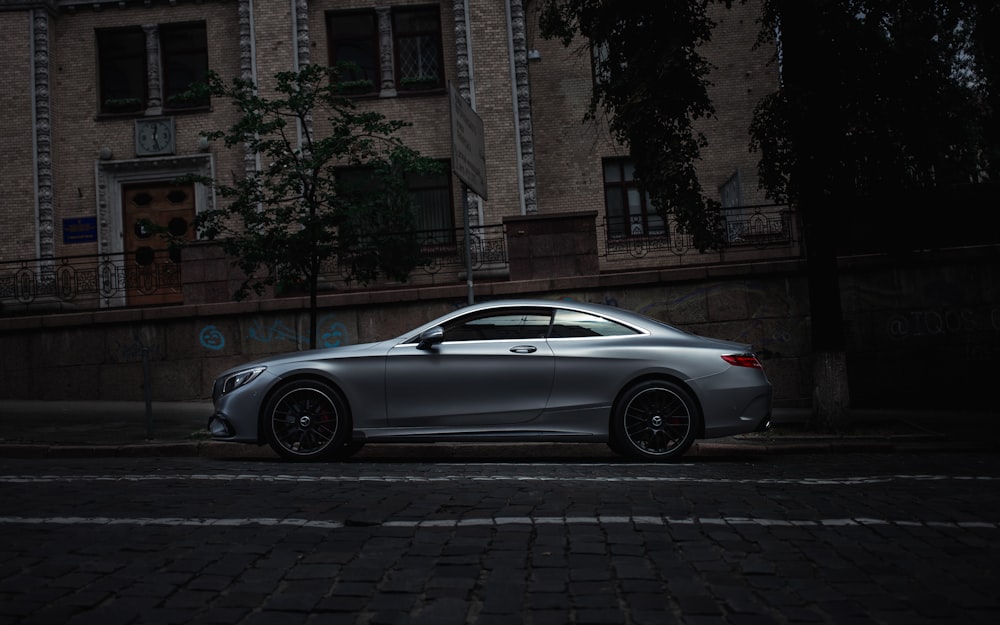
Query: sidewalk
0 399 996 459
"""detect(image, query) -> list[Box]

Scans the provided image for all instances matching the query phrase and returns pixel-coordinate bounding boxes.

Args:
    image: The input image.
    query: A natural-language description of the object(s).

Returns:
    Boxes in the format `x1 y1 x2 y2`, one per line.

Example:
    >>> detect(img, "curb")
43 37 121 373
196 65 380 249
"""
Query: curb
2 436 993 460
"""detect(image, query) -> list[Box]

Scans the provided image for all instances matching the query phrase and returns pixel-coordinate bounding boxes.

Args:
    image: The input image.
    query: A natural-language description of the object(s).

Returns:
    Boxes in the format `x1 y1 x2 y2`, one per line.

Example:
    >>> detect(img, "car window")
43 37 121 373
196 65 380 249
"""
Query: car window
442 309 553 342
549 309 641 338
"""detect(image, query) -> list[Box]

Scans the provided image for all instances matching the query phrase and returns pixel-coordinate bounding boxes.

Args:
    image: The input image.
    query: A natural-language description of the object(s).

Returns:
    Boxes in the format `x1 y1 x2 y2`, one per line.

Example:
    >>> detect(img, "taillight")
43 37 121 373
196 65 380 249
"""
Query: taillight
722 353 763 369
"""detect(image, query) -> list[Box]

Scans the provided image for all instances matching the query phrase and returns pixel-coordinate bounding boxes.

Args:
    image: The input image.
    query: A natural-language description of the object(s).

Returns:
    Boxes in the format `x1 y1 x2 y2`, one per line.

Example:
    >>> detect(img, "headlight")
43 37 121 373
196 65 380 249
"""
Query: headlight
220 366 266 394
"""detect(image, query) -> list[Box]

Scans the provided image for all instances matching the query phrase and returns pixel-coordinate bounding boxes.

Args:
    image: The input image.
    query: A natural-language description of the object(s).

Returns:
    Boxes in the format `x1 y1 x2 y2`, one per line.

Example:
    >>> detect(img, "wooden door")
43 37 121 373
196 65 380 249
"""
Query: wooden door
121 182 195 306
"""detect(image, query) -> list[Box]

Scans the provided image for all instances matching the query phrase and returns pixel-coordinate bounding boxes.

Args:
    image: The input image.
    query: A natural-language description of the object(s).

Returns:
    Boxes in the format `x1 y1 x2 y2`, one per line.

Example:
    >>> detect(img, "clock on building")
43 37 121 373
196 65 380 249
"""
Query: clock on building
135 117 175 156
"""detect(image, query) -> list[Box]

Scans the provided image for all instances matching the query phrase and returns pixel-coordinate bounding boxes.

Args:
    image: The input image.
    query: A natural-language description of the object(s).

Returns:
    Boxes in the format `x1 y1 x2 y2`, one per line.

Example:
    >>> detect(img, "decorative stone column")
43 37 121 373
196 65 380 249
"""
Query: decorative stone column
293 0 313 146
143 23 163 114
376 7 397 97
507 0 537 215
294 0 310 67
238 0 258 177
452 0 471 101
31 9 54 260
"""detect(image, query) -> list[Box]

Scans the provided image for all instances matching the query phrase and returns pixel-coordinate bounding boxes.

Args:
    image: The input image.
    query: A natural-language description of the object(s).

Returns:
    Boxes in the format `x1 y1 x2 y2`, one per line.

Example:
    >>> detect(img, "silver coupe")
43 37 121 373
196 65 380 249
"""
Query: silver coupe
207 299 772 461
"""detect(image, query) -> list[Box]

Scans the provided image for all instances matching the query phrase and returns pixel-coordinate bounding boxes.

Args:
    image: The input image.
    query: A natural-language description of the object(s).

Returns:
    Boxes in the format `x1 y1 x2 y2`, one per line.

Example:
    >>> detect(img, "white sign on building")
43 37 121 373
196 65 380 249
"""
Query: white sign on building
449 83 488 200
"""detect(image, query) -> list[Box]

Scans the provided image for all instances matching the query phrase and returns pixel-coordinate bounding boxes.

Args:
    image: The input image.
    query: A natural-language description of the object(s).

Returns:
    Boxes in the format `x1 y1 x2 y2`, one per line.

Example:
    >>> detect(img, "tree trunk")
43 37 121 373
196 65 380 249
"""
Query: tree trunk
802 195 851 431
811 350 850 432
777 0 852 431
308 271 318 350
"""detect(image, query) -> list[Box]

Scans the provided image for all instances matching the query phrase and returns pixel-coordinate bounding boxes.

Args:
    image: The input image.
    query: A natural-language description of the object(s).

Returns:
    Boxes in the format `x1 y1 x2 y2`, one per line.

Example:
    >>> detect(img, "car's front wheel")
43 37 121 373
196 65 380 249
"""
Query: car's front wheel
263 379 349 461
612 380 700 461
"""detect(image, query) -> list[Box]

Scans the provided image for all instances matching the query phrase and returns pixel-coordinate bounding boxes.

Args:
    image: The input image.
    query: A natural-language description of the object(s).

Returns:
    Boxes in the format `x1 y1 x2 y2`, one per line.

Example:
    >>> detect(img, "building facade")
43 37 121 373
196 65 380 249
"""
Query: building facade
0 0 785 313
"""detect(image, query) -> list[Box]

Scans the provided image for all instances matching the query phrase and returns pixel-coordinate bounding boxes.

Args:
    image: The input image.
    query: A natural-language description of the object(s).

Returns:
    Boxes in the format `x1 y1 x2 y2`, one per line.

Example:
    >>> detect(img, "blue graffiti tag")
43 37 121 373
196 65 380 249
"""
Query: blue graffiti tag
199 325 225 350
320 321 347 348
247 315 349 348
247 319 299 344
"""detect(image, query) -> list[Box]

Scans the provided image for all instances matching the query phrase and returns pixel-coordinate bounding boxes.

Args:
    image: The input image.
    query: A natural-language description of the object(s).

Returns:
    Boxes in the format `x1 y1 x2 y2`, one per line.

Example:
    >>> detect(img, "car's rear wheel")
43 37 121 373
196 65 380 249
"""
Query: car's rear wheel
263 379 348 462
612 380 700 461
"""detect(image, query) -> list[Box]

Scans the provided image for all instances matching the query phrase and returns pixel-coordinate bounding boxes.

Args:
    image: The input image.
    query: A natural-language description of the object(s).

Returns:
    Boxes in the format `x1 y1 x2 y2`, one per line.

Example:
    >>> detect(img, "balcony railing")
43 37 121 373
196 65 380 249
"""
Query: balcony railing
600 203 797 264
307 224 508 284
0 250 186 312
1 206 797 315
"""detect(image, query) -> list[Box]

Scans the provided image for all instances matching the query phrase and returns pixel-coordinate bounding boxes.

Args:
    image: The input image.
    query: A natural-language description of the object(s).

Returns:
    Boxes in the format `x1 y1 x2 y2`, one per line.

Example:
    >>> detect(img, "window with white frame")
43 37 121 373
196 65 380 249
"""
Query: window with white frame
337 162 455 244
96 21 208 115
97 26 146 114
407 167 454 244
393 6 444 91
326 10 379 94
719 171 743 209
326 5 444 96
719 171 745 243
602 159 665 239
159 22 210 110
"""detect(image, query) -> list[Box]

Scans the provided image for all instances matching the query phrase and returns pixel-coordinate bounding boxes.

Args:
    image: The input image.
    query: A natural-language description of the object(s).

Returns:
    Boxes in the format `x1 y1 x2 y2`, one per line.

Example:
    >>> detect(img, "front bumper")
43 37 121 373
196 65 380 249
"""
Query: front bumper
206 369 279 444
208 413 235 438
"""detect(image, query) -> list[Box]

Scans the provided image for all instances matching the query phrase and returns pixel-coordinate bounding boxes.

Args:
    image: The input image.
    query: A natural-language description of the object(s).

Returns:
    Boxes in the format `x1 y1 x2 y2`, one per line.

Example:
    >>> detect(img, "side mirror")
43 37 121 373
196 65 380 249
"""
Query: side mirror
417 326 444 350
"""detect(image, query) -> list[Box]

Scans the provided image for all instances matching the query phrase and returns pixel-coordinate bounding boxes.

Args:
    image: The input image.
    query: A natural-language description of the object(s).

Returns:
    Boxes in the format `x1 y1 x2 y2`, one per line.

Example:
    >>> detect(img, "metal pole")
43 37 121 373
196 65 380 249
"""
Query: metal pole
463 184 474 305
142 347 154 439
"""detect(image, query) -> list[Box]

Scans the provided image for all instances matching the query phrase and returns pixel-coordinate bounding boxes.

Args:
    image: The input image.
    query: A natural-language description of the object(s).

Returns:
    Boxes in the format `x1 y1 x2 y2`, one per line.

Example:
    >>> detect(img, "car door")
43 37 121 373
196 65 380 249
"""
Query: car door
385 307 555 427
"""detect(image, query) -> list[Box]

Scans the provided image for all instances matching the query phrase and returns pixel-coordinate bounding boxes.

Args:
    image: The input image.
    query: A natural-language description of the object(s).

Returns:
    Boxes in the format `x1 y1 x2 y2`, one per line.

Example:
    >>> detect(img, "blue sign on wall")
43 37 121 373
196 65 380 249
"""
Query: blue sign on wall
63 217 97 244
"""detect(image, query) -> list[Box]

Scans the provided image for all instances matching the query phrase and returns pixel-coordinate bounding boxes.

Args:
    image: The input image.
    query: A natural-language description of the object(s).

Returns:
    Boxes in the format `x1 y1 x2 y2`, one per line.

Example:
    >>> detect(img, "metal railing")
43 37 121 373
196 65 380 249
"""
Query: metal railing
0 224 511 312
1 207 797 314
0 250 184 311
600 203 796 262
318 223 509 282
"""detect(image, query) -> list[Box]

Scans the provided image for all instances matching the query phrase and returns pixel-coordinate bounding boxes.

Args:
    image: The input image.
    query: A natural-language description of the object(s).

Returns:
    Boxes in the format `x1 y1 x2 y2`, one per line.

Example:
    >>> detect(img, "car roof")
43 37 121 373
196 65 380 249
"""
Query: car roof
398 298 678 341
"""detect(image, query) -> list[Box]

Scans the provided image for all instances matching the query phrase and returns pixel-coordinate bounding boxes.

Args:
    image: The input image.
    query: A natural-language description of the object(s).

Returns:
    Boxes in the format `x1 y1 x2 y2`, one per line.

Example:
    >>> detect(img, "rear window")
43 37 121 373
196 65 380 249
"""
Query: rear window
549 309 641 338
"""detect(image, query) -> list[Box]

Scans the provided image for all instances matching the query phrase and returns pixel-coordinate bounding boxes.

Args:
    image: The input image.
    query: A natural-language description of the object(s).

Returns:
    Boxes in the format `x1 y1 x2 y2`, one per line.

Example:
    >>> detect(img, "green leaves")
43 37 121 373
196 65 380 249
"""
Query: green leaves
189 65 438 345
752 0 997 204
539 0 726 250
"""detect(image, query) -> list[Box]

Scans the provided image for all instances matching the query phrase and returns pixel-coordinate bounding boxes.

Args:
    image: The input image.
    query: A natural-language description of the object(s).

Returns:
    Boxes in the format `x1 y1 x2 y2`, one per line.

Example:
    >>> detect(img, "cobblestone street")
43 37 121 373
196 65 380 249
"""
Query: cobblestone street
1 452 998 624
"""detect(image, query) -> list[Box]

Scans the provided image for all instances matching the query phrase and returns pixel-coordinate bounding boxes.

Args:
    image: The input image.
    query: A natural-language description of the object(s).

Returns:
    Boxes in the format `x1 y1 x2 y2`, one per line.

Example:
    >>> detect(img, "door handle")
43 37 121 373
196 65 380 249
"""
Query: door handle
510 345 537 354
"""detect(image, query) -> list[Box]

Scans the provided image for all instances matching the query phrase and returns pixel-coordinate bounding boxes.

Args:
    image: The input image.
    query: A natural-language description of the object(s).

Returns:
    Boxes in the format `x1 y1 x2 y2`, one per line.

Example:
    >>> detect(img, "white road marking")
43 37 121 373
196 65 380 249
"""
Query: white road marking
2 473 994 531
0 516 344 528
0 473 997 485
0 515 995 529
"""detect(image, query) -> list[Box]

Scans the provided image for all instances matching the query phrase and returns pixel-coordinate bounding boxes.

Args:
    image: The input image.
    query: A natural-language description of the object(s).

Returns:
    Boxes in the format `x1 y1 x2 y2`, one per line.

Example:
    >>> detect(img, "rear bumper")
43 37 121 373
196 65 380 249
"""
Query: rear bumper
701 387 773 438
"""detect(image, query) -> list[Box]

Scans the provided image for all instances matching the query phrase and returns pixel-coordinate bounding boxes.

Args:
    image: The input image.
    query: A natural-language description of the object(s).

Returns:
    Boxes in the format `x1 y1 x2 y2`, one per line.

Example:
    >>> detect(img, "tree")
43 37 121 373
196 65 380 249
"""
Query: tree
190 64 439 348
541 0 998 430
539 0 733 250
751 0 997 429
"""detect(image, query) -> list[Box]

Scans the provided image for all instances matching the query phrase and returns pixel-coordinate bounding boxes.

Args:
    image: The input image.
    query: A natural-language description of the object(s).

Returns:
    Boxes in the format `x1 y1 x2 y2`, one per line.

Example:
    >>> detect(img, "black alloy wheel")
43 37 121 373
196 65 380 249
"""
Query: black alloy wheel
263 379 348 461
613 380 700 461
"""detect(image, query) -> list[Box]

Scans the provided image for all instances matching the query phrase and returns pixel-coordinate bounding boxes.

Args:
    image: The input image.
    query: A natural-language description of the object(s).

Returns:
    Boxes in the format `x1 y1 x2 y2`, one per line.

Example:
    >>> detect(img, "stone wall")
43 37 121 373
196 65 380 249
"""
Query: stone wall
2 247 997 410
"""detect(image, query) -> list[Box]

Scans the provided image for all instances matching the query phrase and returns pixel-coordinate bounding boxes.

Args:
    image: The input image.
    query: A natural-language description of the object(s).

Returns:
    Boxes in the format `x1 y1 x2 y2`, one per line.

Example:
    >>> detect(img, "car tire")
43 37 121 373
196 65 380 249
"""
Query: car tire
263 379 349 462
612 379 700 461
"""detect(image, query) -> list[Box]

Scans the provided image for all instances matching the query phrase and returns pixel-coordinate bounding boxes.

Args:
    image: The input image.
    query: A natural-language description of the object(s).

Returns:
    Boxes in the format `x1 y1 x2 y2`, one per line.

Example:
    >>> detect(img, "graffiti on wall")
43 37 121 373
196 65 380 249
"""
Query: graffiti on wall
886 307 999 340
112 334 164 362
199 325 225 351
884 306 1000 362
198 315 349 352
248 316 347 348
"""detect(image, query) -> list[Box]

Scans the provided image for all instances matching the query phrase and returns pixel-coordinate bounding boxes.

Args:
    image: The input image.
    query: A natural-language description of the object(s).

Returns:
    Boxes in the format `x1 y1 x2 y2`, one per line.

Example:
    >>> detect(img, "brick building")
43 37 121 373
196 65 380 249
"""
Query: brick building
0 0 784 312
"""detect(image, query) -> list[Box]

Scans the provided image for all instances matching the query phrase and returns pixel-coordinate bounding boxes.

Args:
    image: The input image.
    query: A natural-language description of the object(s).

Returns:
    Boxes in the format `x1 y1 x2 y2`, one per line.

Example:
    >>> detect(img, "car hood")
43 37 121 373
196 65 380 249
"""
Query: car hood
217 339 395 376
